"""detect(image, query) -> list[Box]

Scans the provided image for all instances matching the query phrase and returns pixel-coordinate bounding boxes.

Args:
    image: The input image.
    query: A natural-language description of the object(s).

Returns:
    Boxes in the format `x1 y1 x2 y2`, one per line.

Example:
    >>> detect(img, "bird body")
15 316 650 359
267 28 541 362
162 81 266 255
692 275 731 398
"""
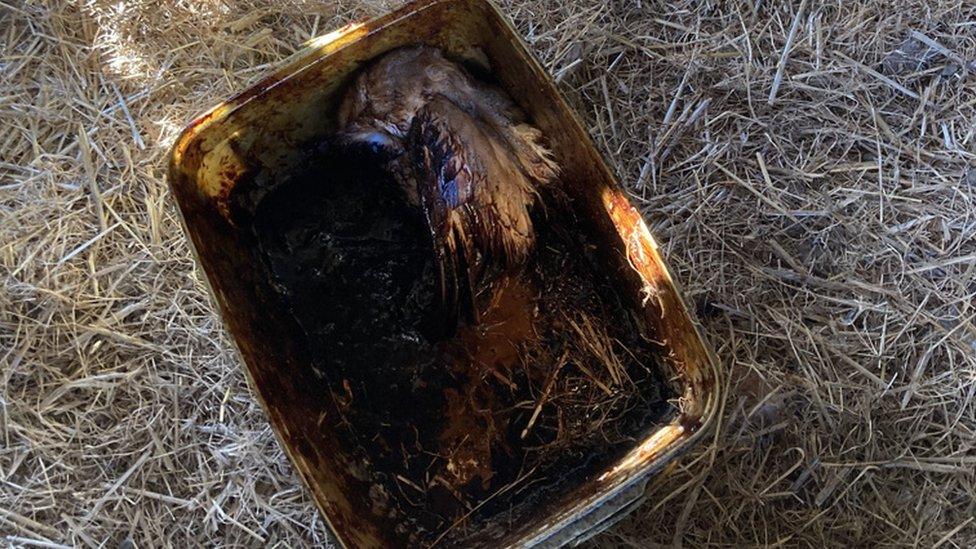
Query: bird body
335 46 557 328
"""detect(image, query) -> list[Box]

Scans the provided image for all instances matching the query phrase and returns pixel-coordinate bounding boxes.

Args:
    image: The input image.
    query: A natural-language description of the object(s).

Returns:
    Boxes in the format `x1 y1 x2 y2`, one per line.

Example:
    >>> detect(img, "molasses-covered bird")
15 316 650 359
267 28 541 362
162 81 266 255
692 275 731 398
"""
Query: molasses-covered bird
334 46 558 329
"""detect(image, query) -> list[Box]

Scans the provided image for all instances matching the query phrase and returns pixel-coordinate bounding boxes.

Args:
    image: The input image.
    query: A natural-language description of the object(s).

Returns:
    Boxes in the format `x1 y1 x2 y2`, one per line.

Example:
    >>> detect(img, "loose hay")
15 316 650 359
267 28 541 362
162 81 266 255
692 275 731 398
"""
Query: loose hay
1 0 975 547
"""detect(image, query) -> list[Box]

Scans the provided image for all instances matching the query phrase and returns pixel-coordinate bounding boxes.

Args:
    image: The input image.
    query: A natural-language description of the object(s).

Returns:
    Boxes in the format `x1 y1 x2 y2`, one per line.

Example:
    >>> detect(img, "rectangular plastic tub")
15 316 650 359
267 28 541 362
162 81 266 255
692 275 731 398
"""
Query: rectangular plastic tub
167 0 720 546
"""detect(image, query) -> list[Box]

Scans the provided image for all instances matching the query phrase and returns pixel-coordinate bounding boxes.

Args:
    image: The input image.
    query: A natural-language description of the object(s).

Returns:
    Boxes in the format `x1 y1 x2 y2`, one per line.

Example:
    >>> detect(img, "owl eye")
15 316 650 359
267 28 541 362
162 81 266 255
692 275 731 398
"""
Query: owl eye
361 131 394 150
337 128 402 161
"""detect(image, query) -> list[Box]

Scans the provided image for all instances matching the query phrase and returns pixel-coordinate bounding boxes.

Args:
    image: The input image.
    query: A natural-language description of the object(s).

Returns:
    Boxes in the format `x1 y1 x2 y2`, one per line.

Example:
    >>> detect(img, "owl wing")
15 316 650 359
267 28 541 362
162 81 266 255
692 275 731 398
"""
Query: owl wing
407 95 538 330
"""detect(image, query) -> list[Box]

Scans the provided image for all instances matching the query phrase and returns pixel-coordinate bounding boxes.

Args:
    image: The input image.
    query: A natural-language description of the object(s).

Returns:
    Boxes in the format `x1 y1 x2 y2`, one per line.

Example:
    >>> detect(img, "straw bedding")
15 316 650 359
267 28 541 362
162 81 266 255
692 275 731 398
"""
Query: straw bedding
2 0 974 546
